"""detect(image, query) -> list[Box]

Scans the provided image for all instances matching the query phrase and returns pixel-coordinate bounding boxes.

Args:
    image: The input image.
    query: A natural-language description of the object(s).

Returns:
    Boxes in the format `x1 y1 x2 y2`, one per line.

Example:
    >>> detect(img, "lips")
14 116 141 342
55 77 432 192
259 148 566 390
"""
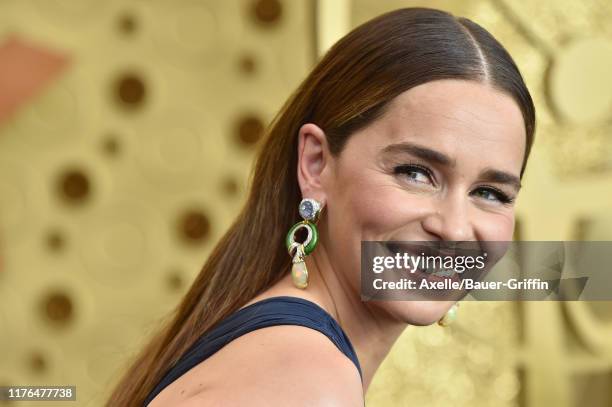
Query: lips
384 241 485 259
380 241 490 288
411 261 462 285
381 242 459 279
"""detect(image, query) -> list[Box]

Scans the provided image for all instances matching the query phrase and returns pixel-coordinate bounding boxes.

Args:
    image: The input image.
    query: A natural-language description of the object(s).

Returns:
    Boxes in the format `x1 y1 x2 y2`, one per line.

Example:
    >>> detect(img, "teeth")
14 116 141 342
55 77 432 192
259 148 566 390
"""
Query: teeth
425 267 455 277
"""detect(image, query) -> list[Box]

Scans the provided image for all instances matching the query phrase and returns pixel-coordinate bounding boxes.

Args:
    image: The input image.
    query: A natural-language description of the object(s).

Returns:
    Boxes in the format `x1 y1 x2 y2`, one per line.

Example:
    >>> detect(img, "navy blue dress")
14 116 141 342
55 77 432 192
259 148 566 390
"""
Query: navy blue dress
143 296 363 406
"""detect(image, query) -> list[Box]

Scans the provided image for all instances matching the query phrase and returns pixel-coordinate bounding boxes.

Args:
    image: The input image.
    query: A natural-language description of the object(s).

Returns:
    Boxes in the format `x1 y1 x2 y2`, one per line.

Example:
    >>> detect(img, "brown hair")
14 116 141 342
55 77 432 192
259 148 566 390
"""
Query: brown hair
107 7 535 406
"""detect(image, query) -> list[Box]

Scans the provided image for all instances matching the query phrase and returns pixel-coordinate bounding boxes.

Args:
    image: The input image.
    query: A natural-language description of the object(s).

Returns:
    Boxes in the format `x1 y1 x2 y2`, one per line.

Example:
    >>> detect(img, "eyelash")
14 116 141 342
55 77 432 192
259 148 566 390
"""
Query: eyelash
393 164 515 205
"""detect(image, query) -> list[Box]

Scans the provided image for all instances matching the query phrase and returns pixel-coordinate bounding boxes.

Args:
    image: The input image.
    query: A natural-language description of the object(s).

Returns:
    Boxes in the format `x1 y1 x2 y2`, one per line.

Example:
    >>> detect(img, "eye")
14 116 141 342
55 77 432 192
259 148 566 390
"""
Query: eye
393 164 434 186
471 186 515 205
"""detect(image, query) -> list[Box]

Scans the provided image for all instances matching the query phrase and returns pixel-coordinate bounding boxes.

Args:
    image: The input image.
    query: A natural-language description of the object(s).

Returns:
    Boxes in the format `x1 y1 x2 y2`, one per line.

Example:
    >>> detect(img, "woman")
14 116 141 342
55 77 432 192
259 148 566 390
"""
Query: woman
108 7 535 406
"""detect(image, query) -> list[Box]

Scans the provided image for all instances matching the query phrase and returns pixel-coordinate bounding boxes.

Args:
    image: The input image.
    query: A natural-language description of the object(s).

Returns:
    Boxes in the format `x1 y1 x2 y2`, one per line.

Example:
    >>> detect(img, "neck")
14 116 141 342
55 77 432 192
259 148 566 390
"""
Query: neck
266 240 408 392
309 242 408 392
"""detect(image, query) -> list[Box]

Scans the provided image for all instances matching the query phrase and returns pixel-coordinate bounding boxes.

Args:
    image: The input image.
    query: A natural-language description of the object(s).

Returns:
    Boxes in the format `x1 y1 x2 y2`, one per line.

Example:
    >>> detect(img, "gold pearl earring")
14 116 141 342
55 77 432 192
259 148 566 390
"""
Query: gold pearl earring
285 198 323 289
438 303 459 327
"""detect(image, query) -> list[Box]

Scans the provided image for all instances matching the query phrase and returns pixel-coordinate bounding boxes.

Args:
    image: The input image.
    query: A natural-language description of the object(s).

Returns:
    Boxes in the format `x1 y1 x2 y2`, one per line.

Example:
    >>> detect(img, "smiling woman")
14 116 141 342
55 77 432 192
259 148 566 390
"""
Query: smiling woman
107 7 535 407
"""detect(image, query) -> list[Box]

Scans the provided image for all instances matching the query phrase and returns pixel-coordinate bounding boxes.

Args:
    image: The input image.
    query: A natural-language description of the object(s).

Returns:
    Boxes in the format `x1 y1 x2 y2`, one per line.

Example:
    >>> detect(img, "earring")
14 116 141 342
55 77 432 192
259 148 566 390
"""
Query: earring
438 303 459 327
285 198 322 289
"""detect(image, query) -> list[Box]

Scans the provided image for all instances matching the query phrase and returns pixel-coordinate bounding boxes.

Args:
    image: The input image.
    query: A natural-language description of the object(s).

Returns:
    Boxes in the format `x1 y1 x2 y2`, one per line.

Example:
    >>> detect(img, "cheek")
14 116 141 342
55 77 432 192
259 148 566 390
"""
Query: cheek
324 170 414 289
473 210 516 241
339 176 433 239
475 212 515 272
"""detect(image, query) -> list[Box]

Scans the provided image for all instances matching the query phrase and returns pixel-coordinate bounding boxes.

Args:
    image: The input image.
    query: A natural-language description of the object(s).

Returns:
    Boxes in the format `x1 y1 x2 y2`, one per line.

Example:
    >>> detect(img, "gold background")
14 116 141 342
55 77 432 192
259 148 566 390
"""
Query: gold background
0 1 611 406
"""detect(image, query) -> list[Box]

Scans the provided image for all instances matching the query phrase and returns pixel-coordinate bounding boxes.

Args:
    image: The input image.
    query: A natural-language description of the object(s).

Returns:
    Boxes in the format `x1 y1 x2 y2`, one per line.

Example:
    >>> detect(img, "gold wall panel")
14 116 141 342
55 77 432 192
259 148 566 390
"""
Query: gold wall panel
1 1 611 406
0 0 313 405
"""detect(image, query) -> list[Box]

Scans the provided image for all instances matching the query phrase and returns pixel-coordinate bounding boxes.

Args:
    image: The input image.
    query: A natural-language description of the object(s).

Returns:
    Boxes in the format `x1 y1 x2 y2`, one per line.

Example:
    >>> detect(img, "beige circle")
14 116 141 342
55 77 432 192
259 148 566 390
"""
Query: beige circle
150 2 221 62
158 127 201 171
0 158 44 244
32 0 110 23
135 108 222 190
0 175 25 233
80 200 166 288
13 82 81 151
549 37 612 124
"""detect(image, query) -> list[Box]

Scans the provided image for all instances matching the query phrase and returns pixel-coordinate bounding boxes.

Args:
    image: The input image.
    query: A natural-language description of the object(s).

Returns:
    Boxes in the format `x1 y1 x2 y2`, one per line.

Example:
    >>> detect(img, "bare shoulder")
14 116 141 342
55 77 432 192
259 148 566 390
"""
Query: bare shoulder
181 324 363 406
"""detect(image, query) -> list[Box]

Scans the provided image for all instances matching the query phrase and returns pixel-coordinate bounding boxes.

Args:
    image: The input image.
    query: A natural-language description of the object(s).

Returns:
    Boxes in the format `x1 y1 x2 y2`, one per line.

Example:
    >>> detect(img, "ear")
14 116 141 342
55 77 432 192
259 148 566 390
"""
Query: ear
297 123 331 204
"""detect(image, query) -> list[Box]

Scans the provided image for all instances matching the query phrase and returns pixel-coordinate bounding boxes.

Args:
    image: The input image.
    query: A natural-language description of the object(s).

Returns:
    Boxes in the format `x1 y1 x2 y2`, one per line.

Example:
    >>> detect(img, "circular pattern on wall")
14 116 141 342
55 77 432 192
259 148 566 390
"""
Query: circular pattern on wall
149 1 226 68
79 200 167 288
548 37 612 124
117 11 138 36
12 82 81 151
235 114 265 146
45 229 66 253
113 71 148 111
27 350 48 375
40 289 74 327
220 175 240 198
177 208 211 245
238 52 258 75
56 167 92 205
135 108 223 190
0 1 315 405
251 0 283 27
0 159 45 244
101 133 121 158
48 154 111 214
165 269 185 292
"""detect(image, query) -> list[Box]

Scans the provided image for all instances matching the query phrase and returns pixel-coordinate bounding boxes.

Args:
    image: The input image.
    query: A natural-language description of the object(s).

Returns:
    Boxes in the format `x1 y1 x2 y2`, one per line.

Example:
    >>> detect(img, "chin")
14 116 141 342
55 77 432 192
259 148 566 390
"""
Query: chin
383 300 456 326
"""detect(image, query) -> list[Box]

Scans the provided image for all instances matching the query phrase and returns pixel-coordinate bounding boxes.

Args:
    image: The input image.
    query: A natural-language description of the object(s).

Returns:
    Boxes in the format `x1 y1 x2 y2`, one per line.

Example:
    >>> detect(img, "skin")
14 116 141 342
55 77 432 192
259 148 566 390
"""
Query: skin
154 79 527 406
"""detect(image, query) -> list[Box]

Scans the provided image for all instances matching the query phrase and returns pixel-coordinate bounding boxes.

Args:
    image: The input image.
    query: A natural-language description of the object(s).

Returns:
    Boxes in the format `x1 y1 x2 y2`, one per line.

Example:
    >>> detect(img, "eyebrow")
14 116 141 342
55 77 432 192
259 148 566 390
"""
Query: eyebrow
380 141 522 191
479 168 522 191
381 142 456 167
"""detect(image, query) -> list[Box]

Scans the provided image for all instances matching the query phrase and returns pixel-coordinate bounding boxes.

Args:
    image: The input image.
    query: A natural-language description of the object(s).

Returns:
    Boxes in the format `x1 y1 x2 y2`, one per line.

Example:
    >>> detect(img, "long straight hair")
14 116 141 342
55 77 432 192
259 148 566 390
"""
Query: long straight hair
107 7 535 406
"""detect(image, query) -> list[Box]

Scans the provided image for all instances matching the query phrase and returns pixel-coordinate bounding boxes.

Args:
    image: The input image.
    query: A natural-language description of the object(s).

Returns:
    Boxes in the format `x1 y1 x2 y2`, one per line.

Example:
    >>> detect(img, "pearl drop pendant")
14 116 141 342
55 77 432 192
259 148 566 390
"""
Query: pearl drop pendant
291 260 309 289
438 304 458 327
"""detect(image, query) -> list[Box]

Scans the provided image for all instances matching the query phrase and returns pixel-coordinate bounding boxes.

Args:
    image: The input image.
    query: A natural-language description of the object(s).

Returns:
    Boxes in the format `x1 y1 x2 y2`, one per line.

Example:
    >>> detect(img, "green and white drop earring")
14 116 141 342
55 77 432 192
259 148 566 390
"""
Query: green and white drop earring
285 198 323 289
438 303 459 327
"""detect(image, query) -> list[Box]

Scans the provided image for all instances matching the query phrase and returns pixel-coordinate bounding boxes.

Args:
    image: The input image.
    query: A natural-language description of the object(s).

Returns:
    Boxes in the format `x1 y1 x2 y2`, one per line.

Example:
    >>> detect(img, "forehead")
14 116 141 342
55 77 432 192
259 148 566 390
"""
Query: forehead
363 79 526 173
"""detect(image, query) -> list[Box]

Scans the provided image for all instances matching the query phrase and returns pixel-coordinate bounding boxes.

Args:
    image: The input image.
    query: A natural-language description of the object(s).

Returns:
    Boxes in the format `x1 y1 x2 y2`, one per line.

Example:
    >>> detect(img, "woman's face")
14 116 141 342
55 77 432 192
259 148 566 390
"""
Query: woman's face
314 79 526 325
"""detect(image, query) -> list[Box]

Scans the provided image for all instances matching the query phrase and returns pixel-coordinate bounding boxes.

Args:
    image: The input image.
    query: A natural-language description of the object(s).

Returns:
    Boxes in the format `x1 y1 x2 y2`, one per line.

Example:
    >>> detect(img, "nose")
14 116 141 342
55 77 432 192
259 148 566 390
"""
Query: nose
421 194 474 241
